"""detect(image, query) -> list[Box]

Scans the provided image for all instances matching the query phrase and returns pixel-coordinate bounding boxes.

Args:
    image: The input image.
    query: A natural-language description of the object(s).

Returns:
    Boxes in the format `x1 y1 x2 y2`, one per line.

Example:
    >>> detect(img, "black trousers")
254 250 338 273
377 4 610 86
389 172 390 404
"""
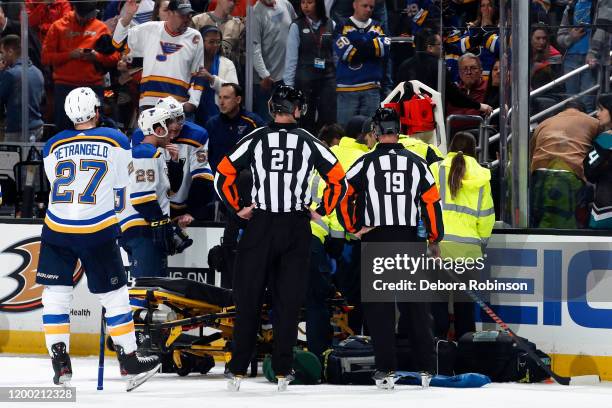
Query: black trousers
228 210 311 376
334 240 364 334
305 236 333 359
431 301 476 341
361 226 436 373
296 75 337 134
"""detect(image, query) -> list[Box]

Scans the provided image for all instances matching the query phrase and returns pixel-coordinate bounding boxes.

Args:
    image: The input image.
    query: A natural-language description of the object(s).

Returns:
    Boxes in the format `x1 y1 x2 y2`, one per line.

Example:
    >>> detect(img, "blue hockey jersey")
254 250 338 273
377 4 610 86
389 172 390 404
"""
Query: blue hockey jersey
333 17 390 92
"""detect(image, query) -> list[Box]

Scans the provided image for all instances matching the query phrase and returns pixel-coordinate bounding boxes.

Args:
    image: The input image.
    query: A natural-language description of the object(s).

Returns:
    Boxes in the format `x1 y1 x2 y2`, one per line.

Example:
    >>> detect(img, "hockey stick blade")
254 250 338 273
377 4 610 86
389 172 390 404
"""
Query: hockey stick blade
441 267 600 386
125 363 161 392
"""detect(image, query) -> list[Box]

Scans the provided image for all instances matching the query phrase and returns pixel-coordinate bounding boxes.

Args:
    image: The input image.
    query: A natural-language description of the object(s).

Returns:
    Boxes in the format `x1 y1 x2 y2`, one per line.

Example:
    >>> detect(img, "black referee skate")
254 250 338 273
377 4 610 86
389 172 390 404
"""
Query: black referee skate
115 345 161 392
51 342 72 386
373 370 395 390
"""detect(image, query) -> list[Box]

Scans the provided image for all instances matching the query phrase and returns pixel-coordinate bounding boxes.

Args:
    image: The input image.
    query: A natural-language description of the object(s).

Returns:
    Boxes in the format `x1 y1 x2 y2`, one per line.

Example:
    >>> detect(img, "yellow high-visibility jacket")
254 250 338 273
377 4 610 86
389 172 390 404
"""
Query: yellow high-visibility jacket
309 137 369 242
399 134 444 165
430 152 495 258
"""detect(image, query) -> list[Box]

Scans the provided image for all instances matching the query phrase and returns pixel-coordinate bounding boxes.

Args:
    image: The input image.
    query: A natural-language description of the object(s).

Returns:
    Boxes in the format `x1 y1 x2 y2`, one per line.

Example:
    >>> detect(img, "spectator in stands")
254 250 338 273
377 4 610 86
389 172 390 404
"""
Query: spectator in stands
333 0 389 128
207 0 247 17
104 0 156 24
557 0 597 112
530 100 599 228
205 83 263 172
0 1 42 69
153 0 172 21
0 35 44 142
283 0 336 133
445 0 499 83
446 53 489 130
586 0 611 68
42 1 120 132
484 59 500 110
192 0 244 81
397 29 493 117
531 24 562 90
26 0 72 45
113 0 204 115
584 94 612 229
251 0 296 121
194 25 238 126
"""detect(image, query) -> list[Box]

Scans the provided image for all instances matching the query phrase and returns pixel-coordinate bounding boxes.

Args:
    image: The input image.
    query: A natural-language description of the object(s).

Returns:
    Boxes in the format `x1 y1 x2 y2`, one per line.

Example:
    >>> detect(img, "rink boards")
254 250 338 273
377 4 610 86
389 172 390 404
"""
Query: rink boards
0 221 611 380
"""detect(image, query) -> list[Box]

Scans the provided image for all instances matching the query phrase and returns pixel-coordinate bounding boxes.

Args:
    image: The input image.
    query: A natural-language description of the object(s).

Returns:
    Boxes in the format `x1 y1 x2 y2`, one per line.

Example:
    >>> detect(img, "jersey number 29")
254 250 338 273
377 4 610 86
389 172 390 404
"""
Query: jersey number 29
51 159 107 204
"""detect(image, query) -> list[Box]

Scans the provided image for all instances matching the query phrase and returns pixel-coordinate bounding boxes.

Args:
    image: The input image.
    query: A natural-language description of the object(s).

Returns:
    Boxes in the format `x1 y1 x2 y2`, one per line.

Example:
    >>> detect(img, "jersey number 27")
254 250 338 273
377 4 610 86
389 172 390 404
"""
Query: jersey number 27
51 159 107 204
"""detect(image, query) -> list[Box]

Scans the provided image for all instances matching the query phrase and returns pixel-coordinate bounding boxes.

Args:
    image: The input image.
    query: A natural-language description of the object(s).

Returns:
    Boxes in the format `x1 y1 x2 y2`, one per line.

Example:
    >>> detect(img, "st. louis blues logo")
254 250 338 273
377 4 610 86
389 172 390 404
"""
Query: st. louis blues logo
156 42 184 61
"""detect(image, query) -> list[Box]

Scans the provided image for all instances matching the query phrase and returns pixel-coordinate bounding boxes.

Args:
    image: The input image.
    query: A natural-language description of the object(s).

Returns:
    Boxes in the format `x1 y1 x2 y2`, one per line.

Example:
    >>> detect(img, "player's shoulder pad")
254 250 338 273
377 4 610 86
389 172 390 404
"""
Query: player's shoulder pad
131 128 145 147
95 127 131 150
176 121 208 147
132 143 160 159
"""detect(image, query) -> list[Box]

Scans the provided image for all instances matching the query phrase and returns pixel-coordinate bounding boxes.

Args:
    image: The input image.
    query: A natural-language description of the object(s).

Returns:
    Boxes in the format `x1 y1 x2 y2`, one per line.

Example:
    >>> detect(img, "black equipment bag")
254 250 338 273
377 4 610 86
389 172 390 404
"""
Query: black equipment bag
455 331 551 383
396 337 457 376
324 336 376 385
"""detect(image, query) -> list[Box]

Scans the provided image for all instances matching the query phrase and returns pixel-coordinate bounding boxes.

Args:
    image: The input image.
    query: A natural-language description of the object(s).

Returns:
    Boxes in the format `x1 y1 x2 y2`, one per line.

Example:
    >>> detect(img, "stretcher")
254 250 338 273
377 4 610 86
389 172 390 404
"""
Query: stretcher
122 277 353 377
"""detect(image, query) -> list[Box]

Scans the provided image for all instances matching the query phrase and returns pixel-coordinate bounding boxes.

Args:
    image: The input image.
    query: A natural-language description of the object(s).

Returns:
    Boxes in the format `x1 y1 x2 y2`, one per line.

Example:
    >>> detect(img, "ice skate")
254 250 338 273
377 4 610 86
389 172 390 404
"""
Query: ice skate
51 342 72 386
276 373 295 392
373 370 395 390
115 345 161 392
225 370 243 391
420 372 432 389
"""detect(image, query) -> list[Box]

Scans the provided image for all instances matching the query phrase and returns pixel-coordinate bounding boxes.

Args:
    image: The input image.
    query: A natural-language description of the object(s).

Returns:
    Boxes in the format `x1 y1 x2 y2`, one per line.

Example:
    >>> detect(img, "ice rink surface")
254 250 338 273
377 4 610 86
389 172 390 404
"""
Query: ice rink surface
1 356 612 408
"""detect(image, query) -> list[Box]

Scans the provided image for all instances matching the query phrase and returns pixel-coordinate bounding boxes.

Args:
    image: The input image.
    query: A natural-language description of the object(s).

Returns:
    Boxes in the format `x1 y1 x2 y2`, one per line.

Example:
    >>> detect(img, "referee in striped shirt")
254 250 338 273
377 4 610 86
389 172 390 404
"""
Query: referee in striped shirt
338 107 444 389
214 85 347 390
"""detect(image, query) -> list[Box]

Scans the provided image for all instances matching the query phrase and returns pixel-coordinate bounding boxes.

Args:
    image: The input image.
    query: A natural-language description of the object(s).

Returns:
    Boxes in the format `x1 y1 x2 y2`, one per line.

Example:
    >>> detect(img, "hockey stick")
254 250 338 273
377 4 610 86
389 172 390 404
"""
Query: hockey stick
442 269 600 386
97 307 106 391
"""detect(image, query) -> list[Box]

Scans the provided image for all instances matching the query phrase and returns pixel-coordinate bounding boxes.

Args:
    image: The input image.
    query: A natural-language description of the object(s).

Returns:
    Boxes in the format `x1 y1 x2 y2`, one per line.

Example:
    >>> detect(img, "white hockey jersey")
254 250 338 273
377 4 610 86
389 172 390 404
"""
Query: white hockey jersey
116 143 171 235
131 121 212 211
42 127 132 247
113 20 204 107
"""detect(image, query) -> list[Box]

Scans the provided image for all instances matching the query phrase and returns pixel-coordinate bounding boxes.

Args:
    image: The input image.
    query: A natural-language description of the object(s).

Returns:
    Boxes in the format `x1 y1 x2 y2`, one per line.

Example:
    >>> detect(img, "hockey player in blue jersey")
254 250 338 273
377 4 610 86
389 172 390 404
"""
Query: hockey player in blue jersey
118 107 178 278
131 96 214 227
36 87 160 391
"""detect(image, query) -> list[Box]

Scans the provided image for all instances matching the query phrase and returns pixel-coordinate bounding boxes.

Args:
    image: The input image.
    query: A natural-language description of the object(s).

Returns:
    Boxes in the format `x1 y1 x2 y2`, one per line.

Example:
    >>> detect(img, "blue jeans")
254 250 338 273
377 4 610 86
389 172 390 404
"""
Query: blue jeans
336 88 381 128
564 53 596 112
121 236 168 279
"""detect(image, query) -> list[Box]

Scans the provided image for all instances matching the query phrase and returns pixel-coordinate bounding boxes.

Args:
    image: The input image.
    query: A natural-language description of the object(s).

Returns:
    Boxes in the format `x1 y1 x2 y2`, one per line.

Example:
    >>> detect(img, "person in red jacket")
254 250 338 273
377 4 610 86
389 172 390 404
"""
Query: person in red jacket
42 1 120 131
26 0 72 44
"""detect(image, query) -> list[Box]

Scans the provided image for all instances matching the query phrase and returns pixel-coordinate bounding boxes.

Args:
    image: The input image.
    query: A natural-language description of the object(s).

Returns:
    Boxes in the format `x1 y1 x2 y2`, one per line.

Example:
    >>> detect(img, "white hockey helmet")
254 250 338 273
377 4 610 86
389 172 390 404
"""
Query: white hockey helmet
138 107 173 138
156 96 184 120
64 87 100 124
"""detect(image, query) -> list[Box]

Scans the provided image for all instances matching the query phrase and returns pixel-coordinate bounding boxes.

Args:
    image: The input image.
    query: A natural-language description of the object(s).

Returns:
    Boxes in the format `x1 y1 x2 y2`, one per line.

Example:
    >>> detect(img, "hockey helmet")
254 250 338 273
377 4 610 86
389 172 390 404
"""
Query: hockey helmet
371 107 400 136
64 87 101 125
138 107 173 138
156 96 185 122
268 84 307 117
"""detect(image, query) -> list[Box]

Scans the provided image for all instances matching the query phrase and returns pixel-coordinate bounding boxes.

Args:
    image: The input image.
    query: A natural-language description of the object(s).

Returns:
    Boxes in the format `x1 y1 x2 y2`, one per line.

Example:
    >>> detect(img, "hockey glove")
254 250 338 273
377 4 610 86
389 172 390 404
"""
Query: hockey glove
150 217 175 255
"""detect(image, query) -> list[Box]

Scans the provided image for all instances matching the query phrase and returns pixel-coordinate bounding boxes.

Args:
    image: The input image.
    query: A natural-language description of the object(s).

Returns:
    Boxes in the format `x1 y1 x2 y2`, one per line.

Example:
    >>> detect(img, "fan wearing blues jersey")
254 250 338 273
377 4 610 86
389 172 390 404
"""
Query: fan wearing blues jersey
118 107 177 278
36 87 160 391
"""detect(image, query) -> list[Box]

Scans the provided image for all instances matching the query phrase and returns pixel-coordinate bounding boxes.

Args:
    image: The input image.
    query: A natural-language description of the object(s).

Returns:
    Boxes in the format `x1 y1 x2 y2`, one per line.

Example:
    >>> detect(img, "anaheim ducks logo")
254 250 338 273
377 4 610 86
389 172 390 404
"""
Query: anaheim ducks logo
0 238 84 313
